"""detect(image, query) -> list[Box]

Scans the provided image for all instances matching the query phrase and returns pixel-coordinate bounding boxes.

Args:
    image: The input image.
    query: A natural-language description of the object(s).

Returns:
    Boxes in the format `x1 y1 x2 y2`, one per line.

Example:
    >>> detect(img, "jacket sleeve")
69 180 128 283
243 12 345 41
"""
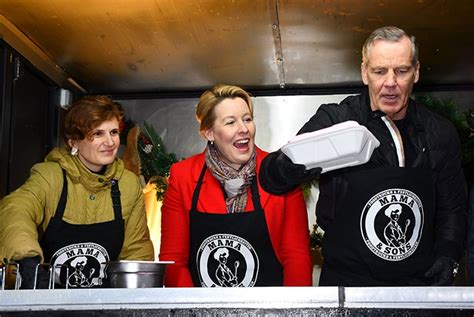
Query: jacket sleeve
0 164 54 262
259 150 300 195
434 125 467 262
467 186 474 284
278 187 313 286
119 175 154 261
159 163 194 287
259 106 335 195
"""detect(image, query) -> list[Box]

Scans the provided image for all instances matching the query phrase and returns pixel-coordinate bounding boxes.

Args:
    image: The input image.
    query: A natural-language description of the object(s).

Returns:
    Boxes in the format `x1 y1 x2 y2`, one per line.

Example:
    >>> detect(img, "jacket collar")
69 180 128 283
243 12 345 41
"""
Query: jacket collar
359 90 418 124
46 147 124 193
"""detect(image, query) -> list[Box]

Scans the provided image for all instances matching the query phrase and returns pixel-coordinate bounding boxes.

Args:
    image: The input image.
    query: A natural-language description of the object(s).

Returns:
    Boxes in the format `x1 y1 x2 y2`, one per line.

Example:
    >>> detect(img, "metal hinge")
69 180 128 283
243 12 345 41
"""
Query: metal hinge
13 57 21 81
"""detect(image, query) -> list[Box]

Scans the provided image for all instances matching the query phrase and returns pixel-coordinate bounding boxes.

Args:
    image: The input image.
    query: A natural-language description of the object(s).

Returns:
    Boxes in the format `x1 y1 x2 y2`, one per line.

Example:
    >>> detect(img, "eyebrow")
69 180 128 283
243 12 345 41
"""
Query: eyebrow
370 64 412 70
92 127 119 133
221 113 252 120
220 115 236 121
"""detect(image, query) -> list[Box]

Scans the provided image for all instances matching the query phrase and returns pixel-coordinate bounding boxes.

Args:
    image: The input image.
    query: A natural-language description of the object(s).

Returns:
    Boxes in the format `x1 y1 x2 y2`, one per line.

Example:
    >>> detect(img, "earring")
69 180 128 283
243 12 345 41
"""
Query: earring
210 140 214 145
71 147 78 156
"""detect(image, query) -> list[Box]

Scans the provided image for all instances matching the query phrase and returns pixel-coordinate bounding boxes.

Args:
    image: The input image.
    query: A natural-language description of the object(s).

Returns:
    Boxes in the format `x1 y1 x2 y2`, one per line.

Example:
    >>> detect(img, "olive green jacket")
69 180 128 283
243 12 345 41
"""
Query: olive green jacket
0 147 154 262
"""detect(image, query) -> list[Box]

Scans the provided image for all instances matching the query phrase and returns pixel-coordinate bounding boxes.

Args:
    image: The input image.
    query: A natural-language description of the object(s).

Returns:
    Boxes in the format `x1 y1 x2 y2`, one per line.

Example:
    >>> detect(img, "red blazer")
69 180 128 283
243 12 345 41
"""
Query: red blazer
159 147 312 286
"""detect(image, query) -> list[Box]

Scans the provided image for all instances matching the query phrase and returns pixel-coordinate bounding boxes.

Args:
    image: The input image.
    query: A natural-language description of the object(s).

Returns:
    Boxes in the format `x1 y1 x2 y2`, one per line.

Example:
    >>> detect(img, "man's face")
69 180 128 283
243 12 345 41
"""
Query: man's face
361 36 420 120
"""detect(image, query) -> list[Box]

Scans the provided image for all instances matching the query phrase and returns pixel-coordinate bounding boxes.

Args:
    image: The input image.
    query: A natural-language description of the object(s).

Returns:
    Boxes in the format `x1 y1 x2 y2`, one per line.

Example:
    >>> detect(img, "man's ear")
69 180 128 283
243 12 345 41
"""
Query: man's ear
414 61 420 83
361 63 369 85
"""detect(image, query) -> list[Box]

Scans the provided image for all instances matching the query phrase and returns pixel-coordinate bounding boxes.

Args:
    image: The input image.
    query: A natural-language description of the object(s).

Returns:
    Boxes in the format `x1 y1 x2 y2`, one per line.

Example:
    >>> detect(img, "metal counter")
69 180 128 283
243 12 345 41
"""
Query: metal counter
1 287 474 316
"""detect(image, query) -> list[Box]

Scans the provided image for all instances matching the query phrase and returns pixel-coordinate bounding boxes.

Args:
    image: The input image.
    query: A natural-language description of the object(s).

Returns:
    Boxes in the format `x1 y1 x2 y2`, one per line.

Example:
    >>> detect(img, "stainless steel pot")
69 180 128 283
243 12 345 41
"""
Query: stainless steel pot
105 261 173 288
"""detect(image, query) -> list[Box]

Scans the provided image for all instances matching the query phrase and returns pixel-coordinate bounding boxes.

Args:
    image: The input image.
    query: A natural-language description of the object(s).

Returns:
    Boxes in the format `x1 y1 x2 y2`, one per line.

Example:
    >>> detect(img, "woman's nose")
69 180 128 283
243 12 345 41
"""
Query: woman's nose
237 120 249 133
105 133 116 145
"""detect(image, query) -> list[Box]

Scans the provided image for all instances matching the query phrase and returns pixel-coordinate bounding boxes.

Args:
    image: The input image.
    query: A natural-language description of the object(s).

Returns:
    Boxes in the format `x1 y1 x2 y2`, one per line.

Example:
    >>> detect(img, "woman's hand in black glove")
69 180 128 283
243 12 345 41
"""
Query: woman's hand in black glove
424 256 459 286
18 256 50 289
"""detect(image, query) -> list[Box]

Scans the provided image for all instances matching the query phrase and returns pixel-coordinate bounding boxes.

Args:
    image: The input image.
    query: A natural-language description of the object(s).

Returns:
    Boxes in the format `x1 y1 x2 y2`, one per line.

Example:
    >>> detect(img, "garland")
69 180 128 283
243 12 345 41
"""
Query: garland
138 122 178 200
120 118 178 200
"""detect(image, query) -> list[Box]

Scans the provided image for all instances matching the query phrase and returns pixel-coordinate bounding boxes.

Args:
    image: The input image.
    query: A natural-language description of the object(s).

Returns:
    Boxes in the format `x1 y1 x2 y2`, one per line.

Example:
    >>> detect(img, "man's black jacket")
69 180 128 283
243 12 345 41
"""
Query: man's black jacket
259 92 467 262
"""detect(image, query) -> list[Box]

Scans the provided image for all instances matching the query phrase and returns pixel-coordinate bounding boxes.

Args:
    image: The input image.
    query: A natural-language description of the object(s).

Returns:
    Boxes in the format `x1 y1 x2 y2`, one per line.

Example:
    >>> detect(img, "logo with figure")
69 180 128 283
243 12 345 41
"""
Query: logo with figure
196 233 259 287
50 242 109 287
360 188 424 261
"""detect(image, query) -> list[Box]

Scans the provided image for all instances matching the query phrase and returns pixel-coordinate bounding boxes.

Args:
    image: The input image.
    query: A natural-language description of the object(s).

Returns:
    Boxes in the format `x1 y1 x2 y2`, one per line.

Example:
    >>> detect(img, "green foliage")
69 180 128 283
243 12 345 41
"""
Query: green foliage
416 95 474 183
416 95 469 134
137 121 178 200
302 182 325 249
301 181 313 201
310 224 324 249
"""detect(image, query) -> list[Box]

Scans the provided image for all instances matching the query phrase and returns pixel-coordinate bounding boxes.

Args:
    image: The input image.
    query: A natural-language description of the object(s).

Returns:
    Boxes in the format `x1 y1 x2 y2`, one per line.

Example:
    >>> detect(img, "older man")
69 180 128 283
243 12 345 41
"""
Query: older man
259 26 466 286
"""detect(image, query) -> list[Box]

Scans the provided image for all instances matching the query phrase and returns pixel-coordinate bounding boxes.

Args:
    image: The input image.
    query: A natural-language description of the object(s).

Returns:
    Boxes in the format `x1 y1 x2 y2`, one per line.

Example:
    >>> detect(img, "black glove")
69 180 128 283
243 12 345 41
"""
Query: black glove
260 150 322 195
424 256 459 286
18 256 50 289
275 151 321 184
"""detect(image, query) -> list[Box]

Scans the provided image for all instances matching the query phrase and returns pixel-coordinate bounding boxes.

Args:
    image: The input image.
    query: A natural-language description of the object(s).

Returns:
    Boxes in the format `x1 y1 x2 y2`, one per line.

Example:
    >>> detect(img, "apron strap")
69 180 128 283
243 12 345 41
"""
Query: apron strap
54 169 69 219
250 177 263 212
191 164 208 211
110 179 122 220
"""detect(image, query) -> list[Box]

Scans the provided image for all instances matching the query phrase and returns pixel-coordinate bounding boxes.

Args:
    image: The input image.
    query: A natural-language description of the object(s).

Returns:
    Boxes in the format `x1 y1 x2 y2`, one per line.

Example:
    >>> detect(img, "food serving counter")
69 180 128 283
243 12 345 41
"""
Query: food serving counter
1 287 474 316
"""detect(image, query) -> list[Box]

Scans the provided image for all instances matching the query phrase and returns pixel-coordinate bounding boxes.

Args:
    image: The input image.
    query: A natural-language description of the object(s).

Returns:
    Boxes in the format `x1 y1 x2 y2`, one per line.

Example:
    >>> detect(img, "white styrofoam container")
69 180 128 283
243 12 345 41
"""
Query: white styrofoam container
281 121 380 173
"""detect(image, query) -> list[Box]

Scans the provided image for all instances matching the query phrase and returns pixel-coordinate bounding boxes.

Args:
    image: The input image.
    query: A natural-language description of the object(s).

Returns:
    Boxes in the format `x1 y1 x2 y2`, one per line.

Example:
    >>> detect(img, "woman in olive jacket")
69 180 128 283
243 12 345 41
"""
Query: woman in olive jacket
0 96 154 288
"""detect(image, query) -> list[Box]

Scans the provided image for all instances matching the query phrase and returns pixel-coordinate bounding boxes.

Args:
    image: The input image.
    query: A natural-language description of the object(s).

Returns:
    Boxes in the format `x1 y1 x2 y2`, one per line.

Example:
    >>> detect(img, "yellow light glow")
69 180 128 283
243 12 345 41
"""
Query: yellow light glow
143 182 162 261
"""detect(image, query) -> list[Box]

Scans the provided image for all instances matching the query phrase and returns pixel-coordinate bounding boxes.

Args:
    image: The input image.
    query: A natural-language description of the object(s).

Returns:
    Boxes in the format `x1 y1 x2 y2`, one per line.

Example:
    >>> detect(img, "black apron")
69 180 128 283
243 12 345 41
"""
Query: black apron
189 165 283 287
40 170 125 288
319 163 436 286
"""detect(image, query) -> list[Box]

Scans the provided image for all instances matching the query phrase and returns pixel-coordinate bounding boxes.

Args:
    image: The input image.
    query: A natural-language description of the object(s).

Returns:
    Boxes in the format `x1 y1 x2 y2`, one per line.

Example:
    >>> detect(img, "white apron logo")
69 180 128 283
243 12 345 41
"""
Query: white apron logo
360 188 424 261
196 234 259 287
50 242 109 287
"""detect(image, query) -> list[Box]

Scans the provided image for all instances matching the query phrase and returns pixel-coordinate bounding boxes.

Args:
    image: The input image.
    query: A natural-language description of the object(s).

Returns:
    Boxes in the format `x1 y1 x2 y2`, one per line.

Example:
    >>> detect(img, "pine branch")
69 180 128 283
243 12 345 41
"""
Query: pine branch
417 94 474 183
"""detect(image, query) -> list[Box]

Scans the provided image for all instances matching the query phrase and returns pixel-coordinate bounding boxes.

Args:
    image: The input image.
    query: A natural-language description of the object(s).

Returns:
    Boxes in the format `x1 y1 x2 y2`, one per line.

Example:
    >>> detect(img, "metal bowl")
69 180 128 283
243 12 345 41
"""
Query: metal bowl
105 260 173 288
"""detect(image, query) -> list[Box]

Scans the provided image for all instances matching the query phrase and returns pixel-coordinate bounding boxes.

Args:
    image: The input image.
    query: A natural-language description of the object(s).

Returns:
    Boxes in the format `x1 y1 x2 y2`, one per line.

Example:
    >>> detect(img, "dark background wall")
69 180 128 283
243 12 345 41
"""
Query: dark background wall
0 40 58 197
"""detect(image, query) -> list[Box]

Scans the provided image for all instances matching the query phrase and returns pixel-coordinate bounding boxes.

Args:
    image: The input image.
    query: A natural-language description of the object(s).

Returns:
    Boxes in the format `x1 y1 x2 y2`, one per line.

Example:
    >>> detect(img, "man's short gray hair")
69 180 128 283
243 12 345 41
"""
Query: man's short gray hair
362 26 418 67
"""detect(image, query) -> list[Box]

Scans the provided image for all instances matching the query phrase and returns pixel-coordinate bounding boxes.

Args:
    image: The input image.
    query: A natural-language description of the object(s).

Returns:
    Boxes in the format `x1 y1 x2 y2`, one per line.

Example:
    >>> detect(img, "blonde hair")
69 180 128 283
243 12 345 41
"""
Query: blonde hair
195 84 253 137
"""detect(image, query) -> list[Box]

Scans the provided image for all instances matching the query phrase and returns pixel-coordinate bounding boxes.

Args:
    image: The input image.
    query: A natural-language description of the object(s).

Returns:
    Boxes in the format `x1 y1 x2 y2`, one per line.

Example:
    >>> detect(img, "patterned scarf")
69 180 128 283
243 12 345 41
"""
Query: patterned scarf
205 143 256 213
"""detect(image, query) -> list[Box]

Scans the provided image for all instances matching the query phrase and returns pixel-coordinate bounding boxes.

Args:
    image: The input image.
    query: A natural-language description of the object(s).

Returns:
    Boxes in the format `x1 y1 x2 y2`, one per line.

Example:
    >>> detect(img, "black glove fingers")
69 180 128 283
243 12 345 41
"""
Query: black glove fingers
18 256 49 289
424 256 457 286
276 151 321 185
